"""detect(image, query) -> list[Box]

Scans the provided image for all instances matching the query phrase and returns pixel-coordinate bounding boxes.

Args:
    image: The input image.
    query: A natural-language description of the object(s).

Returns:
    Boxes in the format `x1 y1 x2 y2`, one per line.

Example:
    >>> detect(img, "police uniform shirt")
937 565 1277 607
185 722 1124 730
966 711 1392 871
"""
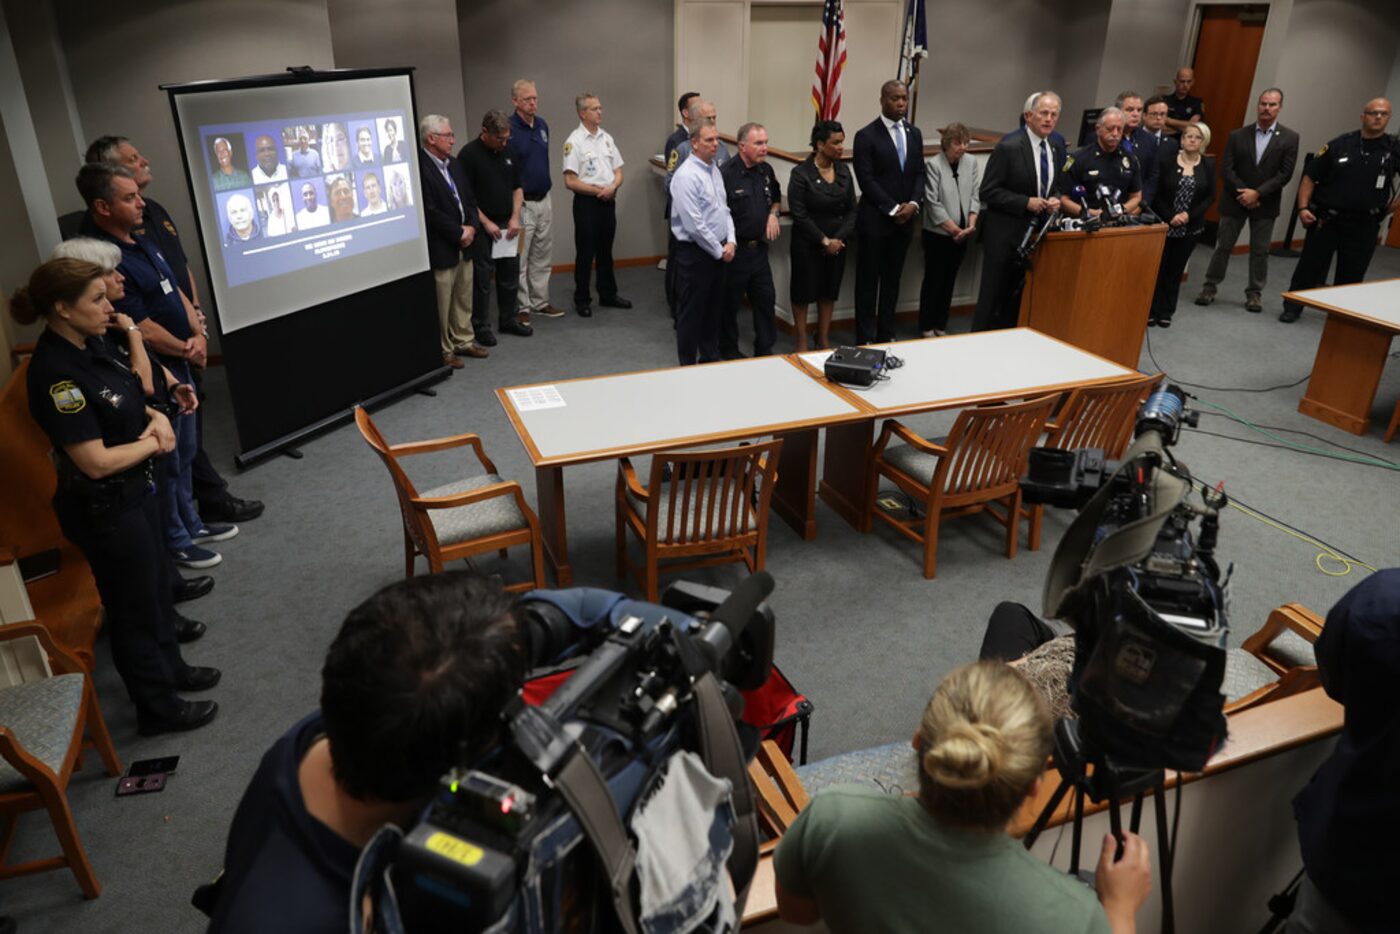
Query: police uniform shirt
1062 144 1141 206
27 328 149 462
1305 130 1400 216
1166 94 1205 125
562 123 624 189
720 157 781 242
458 138 522 224
664 125 689 174
508 111 552 198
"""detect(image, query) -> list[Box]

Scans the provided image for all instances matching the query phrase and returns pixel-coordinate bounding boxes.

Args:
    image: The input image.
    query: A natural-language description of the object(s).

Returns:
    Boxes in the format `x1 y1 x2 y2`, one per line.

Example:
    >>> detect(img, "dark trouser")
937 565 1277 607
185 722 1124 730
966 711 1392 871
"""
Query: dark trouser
972 241 1026 332
188 365 229 508
472 234 521 331
665 231 679 318
1151 233 1201 322
573 194 618 306
674 241 724 366
54 493 185 719
721 243 777 356
1281 215 1382 317
918 230 969 333
853 226 912 344
1204 212 1274 295
978 601 1060 662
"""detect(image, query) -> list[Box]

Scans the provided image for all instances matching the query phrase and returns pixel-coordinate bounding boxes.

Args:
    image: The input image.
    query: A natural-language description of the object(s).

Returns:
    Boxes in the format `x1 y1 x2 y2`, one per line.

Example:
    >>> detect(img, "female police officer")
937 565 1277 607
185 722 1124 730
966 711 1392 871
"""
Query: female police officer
13 257 219 735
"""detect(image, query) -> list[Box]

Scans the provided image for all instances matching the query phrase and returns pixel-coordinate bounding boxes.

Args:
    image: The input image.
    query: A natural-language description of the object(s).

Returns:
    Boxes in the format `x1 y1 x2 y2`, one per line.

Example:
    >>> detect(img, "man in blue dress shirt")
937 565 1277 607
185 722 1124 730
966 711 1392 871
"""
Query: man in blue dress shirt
669 123 736 365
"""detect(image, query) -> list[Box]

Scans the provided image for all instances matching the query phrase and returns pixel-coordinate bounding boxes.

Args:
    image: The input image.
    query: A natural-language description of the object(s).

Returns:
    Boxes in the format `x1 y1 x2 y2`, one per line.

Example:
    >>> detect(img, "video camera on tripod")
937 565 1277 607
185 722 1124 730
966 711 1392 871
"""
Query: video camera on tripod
357 573 778 933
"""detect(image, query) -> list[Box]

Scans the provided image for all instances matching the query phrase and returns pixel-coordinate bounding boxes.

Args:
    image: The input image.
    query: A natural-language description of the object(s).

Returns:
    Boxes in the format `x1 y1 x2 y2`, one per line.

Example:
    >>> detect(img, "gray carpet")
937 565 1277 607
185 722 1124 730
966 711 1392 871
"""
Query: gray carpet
8 242 1400 931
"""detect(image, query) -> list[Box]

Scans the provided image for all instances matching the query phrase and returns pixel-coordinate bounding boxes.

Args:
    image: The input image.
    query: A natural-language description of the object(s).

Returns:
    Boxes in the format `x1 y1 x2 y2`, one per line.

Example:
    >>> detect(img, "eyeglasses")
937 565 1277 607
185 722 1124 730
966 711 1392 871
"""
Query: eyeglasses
1363 110 1390 118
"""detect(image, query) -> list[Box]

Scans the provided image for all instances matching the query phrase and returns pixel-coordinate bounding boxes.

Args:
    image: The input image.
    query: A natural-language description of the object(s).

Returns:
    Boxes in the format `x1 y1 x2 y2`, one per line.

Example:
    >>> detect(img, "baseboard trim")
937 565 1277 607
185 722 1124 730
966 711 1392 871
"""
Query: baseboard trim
550 255 665 274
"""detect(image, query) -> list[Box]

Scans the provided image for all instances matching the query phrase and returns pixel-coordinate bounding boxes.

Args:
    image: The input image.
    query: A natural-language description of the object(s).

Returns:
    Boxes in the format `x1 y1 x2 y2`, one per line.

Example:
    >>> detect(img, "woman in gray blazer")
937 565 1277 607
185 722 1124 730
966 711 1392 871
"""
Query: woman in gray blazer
919 123 980 336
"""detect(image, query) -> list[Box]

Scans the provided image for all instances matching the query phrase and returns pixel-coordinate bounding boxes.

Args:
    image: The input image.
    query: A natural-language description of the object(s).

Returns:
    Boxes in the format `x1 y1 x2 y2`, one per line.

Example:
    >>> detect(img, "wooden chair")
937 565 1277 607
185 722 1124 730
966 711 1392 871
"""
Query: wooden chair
354 406 545 593
1026 372 1164 550
864 395 1059 579
746 739 809 853
0 622 122 898
1225 603 1324 714
615 440 782 602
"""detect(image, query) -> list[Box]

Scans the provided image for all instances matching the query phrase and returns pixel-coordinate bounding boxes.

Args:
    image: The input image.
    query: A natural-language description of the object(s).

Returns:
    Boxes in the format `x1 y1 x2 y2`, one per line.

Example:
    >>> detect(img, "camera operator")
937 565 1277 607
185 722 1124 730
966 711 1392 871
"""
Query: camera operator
208 572 525 932
1285 569 1400 933
773 661 1152 933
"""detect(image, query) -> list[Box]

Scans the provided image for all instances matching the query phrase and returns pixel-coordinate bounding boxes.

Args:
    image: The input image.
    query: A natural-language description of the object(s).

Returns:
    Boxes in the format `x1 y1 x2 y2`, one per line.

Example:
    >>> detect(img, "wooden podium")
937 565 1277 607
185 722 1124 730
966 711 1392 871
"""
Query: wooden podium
1018 224 1168 368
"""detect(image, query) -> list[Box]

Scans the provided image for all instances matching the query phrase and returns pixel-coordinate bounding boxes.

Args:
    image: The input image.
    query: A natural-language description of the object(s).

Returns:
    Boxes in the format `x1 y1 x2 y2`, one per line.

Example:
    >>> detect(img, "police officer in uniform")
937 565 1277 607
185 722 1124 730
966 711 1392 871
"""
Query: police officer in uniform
14 258 220 736
1061 107 1142 218
720 122 782 358
1280 98 1399 323
562 92 631 316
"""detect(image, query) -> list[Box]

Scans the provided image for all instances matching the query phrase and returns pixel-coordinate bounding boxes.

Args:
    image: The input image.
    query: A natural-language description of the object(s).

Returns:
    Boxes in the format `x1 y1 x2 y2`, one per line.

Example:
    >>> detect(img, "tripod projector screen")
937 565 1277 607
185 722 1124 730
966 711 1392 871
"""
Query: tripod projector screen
171 72 429 334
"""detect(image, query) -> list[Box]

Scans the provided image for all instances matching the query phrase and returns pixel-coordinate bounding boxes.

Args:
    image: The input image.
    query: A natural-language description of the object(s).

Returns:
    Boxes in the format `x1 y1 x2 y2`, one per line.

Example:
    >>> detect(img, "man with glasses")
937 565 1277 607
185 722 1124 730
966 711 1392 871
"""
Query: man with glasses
1279 98 1399 323
419 114 487 367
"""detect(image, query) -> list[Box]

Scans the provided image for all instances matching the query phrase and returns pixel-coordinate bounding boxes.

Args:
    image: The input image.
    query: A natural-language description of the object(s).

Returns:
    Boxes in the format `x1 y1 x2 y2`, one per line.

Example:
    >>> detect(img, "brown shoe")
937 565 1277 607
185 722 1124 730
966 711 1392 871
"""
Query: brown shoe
455 343 489 359
443 353 465 369
537 305 567 319
516 311 532 327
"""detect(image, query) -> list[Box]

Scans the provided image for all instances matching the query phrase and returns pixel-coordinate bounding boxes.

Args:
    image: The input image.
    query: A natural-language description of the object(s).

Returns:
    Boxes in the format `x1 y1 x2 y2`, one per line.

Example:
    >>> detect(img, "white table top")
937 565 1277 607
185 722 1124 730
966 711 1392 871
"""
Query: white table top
498 356 864 466
1282 278 1400 332
796 328 1136 415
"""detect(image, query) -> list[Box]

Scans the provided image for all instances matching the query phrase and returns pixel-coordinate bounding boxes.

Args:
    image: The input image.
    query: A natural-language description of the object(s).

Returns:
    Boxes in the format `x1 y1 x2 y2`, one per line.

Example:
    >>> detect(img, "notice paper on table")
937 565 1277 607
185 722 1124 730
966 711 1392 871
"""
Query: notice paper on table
492 234 521 259
508 385 566 412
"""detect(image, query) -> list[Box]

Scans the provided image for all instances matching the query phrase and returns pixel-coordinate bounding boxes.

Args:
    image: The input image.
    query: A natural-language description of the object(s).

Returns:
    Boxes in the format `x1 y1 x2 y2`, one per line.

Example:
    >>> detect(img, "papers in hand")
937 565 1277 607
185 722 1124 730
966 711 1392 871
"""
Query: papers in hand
492 234 520 259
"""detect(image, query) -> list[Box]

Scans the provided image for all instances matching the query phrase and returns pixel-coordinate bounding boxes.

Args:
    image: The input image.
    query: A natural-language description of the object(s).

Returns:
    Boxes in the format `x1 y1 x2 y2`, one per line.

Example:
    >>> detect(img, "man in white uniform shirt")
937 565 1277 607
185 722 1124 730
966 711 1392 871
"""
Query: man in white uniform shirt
562 93 630 317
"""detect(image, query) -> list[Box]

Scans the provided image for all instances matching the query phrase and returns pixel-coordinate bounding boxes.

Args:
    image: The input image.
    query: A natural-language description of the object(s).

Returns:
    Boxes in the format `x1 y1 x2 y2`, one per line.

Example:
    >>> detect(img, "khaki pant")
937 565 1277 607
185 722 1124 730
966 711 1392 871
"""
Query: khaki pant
517 195 554 312
433 259 476 355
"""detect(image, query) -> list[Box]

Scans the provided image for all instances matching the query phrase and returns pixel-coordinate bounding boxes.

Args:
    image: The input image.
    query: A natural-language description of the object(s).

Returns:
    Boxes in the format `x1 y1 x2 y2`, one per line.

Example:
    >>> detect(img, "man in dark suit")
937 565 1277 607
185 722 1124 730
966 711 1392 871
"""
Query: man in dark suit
973 91 1067 332
418 113 487 367
852 80 925 343
1197 88 1299 313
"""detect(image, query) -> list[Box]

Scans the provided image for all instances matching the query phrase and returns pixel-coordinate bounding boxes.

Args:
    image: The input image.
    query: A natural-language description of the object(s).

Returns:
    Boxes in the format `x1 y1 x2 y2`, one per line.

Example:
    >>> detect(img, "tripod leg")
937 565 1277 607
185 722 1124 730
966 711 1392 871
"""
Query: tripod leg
1070 787 1085 876
1130 792 1144 834
1155 778 1175 934
1023 776 1074 850
1109 799 1124 859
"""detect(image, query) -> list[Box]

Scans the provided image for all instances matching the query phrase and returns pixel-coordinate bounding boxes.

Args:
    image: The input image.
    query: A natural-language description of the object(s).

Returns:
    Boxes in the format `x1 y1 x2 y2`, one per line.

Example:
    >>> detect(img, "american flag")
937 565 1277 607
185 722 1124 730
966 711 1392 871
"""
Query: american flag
811 0 847 121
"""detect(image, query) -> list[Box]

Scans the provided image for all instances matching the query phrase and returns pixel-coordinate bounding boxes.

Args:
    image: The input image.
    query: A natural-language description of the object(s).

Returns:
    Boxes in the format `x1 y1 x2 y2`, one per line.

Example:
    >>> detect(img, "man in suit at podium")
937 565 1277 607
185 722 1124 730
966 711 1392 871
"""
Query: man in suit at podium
852 80 924 344
1197 88 1298 313
973 91 1066 332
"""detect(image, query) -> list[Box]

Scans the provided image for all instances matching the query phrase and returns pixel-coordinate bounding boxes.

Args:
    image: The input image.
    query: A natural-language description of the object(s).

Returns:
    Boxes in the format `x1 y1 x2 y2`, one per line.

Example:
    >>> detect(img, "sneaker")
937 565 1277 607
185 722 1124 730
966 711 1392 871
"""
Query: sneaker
536 305 567 318
1244 292 1263 313
1193 288 1215 306
172 545 222 569
192 523 238 544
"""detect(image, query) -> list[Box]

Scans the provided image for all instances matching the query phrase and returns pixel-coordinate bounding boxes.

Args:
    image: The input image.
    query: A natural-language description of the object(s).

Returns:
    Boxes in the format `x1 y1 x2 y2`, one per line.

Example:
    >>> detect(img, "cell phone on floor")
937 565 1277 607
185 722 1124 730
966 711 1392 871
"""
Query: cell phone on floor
116 773 167 796
128 755 180 777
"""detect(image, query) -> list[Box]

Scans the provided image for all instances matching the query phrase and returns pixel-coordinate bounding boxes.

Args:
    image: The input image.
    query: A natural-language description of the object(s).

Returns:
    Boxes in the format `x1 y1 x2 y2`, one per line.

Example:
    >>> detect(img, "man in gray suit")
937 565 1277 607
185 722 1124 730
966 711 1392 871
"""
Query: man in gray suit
1196 88 1299 313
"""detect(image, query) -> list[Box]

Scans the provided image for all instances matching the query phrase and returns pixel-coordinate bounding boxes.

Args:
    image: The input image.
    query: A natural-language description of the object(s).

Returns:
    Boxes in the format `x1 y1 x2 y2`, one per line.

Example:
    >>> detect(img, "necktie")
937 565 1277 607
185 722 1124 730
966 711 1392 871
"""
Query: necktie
1039 140 1050 199
442 161 464 221
895 122 906 170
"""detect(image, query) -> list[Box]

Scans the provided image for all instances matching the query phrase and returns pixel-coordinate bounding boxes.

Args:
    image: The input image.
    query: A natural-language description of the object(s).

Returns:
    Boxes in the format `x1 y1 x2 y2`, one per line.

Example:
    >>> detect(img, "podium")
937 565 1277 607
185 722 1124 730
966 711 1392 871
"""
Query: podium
1018 224 1168 368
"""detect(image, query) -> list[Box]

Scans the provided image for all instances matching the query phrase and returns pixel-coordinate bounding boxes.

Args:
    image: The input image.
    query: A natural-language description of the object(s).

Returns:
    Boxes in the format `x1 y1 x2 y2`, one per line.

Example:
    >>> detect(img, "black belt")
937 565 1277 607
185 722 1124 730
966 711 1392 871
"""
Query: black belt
738 239 766 248
524 191 548 202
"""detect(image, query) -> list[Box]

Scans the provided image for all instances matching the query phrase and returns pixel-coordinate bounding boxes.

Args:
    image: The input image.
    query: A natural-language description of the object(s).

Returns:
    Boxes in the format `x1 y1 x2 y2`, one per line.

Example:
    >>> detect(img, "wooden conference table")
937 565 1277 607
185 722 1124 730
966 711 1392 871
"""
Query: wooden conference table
1283 278 1400 436
497 329 1135 585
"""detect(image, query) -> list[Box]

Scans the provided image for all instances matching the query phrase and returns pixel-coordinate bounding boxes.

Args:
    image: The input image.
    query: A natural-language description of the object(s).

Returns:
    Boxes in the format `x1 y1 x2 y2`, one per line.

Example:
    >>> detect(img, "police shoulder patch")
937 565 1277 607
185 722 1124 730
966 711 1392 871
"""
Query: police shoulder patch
1062 155 1075 170
666 150 678 171
1316 143 1328 157
563 141 573 155
164 220 178 236
50 380 86 414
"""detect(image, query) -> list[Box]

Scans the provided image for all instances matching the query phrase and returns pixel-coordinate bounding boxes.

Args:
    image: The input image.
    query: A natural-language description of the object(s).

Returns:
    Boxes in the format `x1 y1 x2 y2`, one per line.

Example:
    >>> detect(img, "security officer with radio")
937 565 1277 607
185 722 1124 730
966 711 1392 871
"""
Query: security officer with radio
14 257 219 737
1279 98 1399 323
1060 107 1142 218
720 122 782 358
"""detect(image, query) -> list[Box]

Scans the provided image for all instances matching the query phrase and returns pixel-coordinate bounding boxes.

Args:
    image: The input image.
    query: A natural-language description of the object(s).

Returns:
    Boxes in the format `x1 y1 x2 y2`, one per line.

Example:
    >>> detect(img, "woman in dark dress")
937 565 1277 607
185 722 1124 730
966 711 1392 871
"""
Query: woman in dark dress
1149 122 1215 327
788 120 857 351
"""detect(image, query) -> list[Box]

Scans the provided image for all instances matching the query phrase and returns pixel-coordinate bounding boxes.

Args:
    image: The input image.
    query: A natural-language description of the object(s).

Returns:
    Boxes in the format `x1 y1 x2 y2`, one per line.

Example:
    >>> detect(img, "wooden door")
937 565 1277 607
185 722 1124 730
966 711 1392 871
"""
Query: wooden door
1191 5 1268 232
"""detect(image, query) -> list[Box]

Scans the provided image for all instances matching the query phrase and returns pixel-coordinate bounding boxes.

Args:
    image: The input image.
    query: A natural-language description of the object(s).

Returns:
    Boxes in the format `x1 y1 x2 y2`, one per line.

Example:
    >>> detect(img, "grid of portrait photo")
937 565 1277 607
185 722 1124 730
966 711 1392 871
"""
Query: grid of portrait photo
203 113 414 255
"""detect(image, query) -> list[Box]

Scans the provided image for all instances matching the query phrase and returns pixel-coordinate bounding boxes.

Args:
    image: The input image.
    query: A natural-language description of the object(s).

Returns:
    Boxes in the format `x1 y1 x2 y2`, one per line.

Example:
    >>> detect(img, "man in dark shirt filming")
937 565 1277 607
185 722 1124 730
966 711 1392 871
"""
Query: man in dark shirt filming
208 571 525 932
460 110 533 341
720 122 783 358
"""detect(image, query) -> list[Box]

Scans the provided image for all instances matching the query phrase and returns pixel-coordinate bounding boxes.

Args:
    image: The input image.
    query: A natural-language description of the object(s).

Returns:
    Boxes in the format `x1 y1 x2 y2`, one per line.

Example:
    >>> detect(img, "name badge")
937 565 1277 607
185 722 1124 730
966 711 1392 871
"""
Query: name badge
159 278 174 295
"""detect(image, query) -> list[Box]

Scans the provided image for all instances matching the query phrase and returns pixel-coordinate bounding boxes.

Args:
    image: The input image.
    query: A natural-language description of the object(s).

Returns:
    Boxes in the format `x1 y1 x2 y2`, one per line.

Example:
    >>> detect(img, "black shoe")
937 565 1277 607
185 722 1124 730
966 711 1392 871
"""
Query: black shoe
1147 317 1159 327
199 495 264 523
138 699 218 736
475 329 498 347
1157 317 1172 329
1279 306 1302 323
576 304 593 318
599 295 632 309
499 319 534 337
173 574 215 604
174 614 207 644
176 665 221 691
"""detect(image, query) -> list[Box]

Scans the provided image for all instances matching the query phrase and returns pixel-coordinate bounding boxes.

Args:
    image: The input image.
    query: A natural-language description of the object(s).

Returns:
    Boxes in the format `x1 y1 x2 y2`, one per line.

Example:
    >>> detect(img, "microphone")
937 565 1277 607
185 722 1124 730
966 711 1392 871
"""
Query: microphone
1096 183 1125 221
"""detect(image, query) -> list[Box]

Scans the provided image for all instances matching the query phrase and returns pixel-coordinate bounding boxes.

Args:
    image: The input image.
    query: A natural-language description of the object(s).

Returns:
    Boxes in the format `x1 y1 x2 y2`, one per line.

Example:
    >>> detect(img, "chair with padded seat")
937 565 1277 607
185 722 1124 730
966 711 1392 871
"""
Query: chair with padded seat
864 394 1059 579
0 622 122 898
615 440 782 602
354 406 545 592
1026 371 1164 550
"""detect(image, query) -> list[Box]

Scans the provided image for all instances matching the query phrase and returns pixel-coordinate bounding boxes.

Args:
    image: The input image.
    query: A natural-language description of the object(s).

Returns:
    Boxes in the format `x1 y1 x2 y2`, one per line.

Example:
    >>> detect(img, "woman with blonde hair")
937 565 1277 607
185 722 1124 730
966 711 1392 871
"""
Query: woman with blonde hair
774 661 1152 932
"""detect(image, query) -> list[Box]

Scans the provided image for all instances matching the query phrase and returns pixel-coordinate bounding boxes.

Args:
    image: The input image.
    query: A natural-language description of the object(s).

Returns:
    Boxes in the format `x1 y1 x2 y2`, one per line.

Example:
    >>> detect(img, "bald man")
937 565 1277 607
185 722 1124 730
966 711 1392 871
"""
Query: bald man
1164 68 1205 136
